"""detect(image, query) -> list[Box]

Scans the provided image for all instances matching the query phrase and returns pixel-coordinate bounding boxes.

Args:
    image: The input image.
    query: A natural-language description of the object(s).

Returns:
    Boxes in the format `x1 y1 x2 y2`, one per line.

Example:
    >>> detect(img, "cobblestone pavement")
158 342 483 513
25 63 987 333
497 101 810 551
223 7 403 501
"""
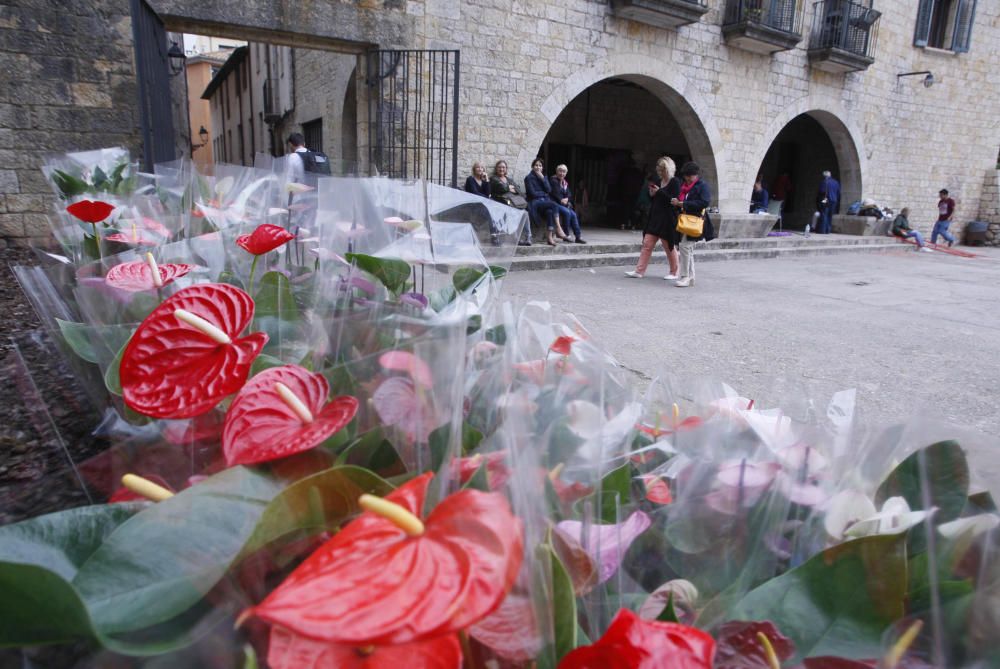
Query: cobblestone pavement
504 245 1000 494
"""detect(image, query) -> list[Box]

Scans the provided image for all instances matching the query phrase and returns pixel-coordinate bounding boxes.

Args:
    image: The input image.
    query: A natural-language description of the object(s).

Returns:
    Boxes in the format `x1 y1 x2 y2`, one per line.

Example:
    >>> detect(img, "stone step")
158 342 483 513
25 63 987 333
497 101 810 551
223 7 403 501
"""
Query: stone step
485 234 895 260
506 240 903 271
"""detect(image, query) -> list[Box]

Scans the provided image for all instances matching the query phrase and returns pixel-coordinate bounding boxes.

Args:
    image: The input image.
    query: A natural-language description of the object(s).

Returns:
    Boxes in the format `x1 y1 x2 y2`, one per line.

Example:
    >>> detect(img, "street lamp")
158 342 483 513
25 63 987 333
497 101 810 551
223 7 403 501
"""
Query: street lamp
167 41 186 77
896 71 934 88
191 126 209 153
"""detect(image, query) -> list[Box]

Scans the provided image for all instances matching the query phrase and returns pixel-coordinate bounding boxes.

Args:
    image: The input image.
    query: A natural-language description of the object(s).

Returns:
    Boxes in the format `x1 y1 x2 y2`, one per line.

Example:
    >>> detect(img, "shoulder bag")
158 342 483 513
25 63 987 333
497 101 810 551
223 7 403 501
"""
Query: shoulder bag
676 208 705 238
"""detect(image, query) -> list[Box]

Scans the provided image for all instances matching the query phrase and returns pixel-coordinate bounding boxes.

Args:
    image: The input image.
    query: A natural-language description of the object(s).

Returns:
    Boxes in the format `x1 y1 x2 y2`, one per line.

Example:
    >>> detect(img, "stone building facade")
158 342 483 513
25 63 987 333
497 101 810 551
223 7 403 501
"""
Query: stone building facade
1 0 998 245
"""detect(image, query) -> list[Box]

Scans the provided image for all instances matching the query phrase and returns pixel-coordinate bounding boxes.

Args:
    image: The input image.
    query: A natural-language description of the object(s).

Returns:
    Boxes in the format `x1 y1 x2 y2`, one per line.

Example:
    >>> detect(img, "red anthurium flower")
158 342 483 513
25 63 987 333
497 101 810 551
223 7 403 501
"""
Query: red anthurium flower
105 255 195 292
223 365 359 467
105 231 157 246
557 608 715 669
469 592 543 662
550 335 575 356
120 283 268 419
454 451 511 490
714 620 795 669
267 625 462 669
236 223 295 255
642 475 673 505
66 199 115 224
245 471 523 646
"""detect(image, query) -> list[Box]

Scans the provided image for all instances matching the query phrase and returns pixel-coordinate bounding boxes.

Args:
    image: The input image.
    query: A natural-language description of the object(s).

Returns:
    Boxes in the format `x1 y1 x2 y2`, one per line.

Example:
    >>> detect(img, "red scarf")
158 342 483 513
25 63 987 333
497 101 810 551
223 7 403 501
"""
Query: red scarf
679 176 698 202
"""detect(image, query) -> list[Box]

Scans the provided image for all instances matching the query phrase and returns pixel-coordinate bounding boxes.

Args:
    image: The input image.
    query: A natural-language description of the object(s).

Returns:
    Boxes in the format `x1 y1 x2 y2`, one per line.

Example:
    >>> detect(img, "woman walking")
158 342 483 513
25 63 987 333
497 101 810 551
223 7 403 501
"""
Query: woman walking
671 161 714 288
625 157 680 279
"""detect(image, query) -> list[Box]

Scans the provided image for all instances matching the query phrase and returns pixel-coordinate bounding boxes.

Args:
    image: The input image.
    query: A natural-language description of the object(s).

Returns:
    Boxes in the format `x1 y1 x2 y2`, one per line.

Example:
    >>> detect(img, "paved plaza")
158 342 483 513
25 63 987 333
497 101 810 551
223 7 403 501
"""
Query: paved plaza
504 246 1000 493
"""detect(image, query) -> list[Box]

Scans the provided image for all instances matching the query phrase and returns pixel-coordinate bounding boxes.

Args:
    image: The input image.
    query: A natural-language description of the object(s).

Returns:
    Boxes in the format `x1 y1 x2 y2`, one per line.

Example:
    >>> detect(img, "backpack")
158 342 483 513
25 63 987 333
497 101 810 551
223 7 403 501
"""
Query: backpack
299 150 332 175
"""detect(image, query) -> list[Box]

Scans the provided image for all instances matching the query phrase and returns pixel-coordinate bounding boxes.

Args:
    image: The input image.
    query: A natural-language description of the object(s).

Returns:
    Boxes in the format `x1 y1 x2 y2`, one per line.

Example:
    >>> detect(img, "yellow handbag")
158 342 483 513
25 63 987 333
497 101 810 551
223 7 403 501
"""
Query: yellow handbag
676 209 705 238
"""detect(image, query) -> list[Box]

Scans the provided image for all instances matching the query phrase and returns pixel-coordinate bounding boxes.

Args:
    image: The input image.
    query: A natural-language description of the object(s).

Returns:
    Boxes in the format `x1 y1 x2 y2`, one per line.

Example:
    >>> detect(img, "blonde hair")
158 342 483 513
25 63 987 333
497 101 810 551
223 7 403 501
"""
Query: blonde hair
472 161 483 174
656 157 676 179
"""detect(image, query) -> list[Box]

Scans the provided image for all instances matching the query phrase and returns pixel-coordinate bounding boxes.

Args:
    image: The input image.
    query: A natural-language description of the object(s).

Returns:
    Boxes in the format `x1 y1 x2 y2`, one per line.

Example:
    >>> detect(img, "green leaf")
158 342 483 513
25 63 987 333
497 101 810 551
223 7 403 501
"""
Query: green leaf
51 169 90 199
92 166 108 190
345 253 411 295
655 592 681 623
104 336 130 396
876 440 970 524
0 503 142 647
254 271 301 352
462 462 491 492
250 352 287 377
598 463 633 523
429 284 457 312
544 540 577 662
452 266 487 293
728 533 908 662
485 324 507 345
56 318 100 363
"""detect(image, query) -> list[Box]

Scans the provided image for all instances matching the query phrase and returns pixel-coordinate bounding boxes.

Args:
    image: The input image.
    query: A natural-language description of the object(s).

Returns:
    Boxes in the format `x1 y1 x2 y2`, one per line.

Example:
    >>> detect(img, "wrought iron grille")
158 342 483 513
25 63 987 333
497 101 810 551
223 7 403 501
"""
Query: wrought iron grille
724 0 801 33
129 0 177 170
810 0 881 57
366 49 460 188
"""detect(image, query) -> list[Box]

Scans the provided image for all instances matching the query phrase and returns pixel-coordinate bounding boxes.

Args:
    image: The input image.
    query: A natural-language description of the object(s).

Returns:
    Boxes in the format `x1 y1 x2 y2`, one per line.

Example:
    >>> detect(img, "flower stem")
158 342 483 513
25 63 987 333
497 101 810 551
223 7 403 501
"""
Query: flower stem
248 255 259 296
92 222 102 261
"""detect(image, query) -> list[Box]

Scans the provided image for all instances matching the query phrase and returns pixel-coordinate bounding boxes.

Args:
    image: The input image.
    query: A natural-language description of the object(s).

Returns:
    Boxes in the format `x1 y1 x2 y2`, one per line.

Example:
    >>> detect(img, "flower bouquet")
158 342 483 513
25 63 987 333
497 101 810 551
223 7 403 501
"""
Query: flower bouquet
1 149 998 669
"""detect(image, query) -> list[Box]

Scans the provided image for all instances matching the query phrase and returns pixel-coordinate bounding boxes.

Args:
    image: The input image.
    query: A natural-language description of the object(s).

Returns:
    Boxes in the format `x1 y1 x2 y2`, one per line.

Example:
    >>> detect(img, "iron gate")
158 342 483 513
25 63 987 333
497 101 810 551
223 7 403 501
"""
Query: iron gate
130 0 177 170
366 49 460 188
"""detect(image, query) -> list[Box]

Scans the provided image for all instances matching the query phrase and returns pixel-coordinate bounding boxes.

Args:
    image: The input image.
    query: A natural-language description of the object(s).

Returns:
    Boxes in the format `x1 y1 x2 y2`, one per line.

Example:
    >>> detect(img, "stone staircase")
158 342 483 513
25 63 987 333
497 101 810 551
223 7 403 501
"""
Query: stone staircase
489 231 904 271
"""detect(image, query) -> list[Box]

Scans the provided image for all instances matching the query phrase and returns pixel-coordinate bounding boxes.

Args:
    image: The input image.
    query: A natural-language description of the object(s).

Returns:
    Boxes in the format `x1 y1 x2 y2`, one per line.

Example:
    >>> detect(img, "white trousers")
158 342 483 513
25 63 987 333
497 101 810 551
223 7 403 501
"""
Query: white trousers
678 238 695 280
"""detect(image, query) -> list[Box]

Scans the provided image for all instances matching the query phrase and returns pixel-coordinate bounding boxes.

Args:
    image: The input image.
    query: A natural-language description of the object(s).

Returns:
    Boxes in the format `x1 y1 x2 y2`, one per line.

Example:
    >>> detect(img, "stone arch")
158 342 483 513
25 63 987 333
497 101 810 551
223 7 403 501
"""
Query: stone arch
750 97 867 211
514 54 729 209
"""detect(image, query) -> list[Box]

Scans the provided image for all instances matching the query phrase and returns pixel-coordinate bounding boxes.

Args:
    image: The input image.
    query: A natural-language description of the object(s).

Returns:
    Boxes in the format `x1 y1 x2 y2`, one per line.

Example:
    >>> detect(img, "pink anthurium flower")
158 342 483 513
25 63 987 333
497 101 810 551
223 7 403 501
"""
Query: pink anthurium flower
237 223 295 255
120 283 268 418
469 592 543 662
105 254 195 292
371 376 442 443
379 350 434 388
105 231 158 246
704 459 781 515
223 365 359 467
453 451 510 490
556 511 651 584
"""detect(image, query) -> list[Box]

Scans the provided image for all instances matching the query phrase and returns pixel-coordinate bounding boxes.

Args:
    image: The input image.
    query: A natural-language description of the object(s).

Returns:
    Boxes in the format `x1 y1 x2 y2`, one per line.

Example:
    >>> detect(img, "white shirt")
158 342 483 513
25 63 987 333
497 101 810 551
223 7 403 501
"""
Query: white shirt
287 146 308 184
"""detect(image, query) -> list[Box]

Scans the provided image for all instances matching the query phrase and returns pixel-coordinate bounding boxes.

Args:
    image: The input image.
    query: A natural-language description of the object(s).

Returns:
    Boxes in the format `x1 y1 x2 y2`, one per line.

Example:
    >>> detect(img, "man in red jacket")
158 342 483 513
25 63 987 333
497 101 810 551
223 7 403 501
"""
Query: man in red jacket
933 189 956 247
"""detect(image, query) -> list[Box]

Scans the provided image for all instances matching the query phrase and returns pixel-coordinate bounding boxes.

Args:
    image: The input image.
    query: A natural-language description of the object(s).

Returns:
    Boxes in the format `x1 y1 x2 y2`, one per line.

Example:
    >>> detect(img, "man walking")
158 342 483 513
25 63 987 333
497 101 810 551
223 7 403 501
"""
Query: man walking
932 189 956 247
816 170 840 234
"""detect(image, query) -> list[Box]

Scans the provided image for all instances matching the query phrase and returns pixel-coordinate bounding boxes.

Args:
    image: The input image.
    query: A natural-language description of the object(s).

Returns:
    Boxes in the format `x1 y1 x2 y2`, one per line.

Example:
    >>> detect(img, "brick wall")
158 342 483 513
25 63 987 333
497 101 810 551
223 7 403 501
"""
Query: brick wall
0 0 139 247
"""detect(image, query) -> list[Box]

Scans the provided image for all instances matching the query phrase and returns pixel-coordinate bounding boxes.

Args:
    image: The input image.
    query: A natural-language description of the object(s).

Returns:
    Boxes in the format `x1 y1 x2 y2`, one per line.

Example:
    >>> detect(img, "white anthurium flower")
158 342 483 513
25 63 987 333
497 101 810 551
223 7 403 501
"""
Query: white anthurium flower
937 513 1000 541
626 438 679 460
267 207 288 216
844 496 935 539
742 409 798 451
214 176 234 198
567 401 643 464
286 181 314 194
823 490 878 541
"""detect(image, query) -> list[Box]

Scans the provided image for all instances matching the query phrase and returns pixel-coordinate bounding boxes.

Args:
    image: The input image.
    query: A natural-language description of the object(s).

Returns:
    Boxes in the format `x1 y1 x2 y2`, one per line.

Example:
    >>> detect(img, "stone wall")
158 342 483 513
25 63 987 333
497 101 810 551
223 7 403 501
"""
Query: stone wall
285 49 358 169
1 0 999 246
0 0 139 247
978 170 1000 246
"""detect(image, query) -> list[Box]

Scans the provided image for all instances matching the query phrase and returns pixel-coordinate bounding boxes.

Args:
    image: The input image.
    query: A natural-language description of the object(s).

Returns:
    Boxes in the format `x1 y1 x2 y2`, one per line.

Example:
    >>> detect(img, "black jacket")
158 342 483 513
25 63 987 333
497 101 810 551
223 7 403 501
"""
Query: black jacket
677 179 715 242
646 176 681 244
524 171 552 202
464 175 490 198
548 176 573 207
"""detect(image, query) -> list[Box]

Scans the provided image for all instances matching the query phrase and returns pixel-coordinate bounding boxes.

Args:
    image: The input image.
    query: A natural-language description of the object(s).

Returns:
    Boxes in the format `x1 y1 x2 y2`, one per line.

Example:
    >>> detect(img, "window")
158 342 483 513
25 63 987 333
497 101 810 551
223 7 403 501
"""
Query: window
303 118 323 154
914 0 977 52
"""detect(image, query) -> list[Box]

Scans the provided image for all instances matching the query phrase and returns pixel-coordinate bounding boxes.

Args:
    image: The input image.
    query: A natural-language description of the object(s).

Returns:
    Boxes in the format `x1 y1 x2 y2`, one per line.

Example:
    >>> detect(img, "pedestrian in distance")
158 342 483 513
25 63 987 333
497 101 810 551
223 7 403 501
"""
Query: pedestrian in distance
549 164 586 244
286 132 331 183
816 170 840 234
891 207 932 252
464 162 490 198
671 161 715 288
933 189 957 247
490 160 531 246
524 158 567 246
625 156 680 280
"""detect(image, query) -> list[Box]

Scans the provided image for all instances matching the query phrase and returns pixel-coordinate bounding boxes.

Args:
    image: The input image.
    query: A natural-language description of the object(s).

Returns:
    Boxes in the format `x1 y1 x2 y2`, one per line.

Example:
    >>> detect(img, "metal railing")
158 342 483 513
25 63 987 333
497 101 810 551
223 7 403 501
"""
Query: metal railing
809 0 881 58
724 0 801 34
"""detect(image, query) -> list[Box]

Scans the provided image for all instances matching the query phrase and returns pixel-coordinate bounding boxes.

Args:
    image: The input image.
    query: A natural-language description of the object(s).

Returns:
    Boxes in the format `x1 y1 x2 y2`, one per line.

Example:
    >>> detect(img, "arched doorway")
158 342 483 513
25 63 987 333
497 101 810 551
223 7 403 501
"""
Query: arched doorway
754 111 863 230
535 76 717 229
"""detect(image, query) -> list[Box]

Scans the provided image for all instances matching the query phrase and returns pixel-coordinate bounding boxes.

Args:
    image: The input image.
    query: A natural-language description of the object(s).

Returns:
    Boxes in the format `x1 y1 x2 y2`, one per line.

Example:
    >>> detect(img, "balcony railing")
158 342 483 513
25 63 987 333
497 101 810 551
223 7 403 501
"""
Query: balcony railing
807 0 880 72
610 0 709 30
722 0 802 54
